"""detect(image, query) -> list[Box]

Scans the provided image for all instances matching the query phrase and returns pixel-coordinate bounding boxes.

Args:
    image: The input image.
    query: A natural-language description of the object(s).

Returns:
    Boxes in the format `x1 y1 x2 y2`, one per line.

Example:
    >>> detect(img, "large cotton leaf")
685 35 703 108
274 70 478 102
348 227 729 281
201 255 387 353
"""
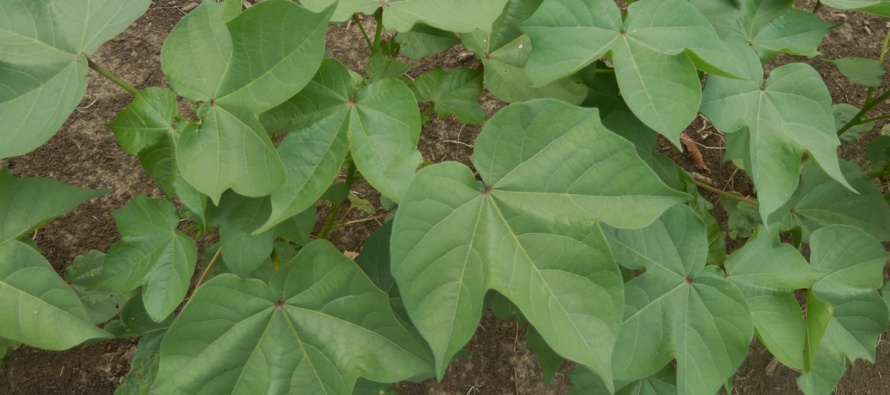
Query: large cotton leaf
798 225 890 395
768 160 890 242
522 0 740 142
821 0 890 17
98 196 197 322
300 0 507 32
0 0 150 159
725 229 818 369
701 51 851 222
152 240 433 395
691 0 833 61
391 99 688 385
0 169 107 243
0 240 110 350
256 59 420 232
603 205 753 395
161 1 333 202
461 0 587 104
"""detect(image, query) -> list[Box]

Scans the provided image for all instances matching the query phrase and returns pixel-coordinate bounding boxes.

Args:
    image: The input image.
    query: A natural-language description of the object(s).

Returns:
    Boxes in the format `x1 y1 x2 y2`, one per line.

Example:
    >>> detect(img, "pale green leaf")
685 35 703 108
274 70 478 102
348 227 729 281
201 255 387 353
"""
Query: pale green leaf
829 57 885 87
833 103 874 142
821 0 890 17
98 196 197 322
604 205 753 395
768 160 890 242
568 364 678 395
109 88 178 155
701 55 851 222
153 240 433 395
0 169 107 244
391 99 687 385
300 0 508 32
0 240 110 350
366 53 412 82
394 25 459 60
414 68 487 123
0 0 150 158
207 191 275 277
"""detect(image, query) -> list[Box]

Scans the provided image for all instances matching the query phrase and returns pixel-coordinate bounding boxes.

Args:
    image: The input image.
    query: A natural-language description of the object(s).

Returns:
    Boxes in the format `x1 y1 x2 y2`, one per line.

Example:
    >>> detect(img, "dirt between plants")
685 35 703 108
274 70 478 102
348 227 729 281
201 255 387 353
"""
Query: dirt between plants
1 0 890 394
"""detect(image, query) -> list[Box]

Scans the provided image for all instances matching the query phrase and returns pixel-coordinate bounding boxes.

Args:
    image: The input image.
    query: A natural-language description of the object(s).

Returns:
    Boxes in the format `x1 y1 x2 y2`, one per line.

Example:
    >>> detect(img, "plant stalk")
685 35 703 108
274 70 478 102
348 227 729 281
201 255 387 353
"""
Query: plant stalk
318 160 358 239
87 58 138 96
372 8 384 53
837 89 890 137
196 248 222 288
692 179 759 206
868 168 890 178
354 15 373 50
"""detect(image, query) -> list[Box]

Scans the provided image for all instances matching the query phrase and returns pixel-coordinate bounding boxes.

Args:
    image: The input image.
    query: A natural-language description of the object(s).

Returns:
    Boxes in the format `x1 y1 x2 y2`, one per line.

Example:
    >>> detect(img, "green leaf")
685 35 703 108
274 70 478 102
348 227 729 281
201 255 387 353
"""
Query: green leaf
137 133 209 226
366 53 412 82
115 331 164 395
0 0 151 158
867 135 890 170
691 0 834 60
300 0 508 32
272 205 316 247
0 169 107 244
104 296 175 338
414 68 487 123
207 191 275 277
394 25 460 60
348 192 376 215
162 1 334 202
523 0 741 143
108 88 178 155
800 225 890 394
833 103 874 142
721 197 761 239
603 205 753 395
98 196 197 322
829 57 885 87
64 251 136 324
153 240 434 395
0 337 20 367
460 0 587 104
526 326 564 386
768 160 890 242
0 240 110 350
701 54 852 222
724 229 818 369
821 0 890 17
391 99 688 385
355 221 407 320
568 365 678 395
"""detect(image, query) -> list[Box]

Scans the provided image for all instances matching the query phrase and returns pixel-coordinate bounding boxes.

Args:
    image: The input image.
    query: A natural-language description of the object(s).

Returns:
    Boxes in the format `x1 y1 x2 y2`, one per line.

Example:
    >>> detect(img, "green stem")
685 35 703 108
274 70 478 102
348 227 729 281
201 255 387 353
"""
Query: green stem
862 113 890 123
318 160 358 239
196 248 222 288
354 15 373 50
87 57 138 96
880 25 890 63
372 8 384 54
868 168 890 178
837 89 890 137
692 179 759 206
813 1 822 13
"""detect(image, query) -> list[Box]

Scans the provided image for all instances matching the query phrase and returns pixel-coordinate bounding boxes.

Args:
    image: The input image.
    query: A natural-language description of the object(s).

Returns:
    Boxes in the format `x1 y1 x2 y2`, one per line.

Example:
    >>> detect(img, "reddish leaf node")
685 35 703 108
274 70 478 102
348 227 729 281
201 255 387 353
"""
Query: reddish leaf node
274 300 286 309
685 276 693 285
481 185 493 196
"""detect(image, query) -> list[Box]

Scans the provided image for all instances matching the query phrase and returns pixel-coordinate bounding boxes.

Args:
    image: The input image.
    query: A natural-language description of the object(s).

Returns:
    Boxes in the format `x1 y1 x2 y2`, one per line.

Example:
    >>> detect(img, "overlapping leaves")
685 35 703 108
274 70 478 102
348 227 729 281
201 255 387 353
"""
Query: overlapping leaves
152 240 433 395
161 0 333 202
822 0 890 17
0 0 151 159
701 49 851 221
300 0 508 32
522 0 740 142
390 99 688 386
0 170 109 349
257 58 422 231
603 205 753 395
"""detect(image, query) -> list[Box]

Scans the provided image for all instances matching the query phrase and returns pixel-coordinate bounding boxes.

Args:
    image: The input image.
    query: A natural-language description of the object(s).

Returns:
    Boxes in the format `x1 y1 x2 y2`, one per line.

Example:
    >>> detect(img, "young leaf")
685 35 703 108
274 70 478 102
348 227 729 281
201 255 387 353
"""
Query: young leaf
568 365 678 395
799 225 890 394
459 0 586 104
153 240 434 395
724 229 818 369
161 1 334 202
64 251 136 324
0 170 108 243
394 25 460 60
526 326 564 386
366 53 412 81
137 133 209 226
108 88 178 155
701 52 852 222
391 99 688 385
207 191 275 277
721 197 761 239
522 0 741 143
821 0 890 17
0 0 151 159
833 103 875 142
300 0 508 32
690 0 834 60
104 296 175 339
603 205 753 395
867 135 890 170
829 57 885 87
115 331 164 395
414 68 487 124
768 160 890 242
0 240 111 350
98 196 197 322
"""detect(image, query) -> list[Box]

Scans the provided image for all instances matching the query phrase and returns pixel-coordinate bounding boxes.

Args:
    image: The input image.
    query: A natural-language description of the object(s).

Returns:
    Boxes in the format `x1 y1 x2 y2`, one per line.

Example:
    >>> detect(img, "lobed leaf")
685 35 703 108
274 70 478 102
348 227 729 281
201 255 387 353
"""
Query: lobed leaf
394 25 460 60
413 68 487 123
821 0 890 17
207 191 276 277
300 0 508 32
829 57 885 87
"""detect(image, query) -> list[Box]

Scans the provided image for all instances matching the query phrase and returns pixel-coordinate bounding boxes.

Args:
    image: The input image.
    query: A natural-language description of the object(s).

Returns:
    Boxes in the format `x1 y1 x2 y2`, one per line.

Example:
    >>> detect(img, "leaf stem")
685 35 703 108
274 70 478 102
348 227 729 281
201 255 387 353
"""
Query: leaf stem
880 25 890 63
813 1 822 13
692 179 759 206
87 57 138 96
340 213 388 227
837 89 890 137
196 248 222 288
372 8 384 54
318 160 358 239
868 168 890 178
354 15 373 50
861 113 890 123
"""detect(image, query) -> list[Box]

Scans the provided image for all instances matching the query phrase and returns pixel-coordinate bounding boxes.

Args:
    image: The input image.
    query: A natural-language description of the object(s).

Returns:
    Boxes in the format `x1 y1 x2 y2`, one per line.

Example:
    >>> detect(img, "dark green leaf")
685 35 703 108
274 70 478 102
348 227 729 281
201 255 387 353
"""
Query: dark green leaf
108 88 178 155
394 25 459 60
104 296 175 338
115 331 164 395
207 192 275 277
414 68 486 124
366 53 412 81
526 326 564 386
65 251 136 324
833 103 874 142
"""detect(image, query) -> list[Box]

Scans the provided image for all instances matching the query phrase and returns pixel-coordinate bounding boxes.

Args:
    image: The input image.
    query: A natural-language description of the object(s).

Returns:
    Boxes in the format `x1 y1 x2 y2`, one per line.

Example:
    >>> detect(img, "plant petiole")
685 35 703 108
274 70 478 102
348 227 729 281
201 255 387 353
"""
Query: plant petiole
318 159 358 239
354 14 373 50
837 89 890 137
87 57 138 96
692 179 759 206
195 248 222 288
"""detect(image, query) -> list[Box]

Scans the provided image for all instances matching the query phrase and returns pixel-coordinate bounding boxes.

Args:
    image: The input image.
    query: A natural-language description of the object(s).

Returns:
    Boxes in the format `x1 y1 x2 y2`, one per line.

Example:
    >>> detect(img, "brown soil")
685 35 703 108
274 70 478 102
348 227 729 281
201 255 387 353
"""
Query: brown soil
1 0 889 394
